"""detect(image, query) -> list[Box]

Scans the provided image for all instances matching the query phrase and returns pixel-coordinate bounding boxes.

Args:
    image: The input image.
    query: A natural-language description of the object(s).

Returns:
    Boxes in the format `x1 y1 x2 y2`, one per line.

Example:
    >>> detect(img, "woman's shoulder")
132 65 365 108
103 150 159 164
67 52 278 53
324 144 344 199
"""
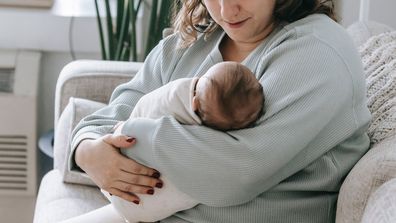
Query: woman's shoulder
156 32 186 56
263 14 361 72
279 14 357 55
282 14 345 39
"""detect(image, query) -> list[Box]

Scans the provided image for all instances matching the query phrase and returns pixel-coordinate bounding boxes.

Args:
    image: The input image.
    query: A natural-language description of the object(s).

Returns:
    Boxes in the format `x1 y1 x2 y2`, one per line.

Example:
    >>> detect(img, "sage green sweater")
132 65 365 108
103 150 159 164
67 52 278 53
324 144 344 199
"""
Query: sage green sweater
71 14 371 223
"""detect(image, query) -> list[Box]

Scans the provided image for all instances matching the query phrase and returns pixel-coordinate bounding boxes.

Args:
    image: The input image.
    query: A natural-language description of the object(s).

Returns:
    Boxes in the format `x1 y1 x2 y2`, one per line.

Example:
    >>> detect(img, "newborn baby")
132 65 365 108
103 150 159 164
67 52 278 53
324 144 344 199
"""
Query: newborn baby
106 61 265 222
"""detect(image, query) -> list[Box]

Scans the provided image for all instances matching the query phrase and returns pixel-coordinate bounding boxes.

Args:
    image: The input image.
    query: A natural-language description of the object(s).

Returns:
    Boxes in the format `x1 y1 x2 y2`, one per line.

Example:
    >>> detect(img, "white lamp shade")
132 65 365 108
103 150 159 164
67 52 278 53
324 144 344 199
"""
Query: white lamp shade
51 0 116 17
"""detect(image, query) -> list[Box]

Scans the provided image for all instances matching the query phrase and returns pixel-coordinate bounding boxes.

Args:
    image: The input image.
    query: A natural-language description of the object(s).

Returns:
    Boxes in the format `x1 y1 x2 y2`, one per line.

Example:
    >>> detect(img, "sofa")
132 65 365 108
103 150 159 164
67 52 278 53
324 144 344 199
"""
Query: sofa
33 23 396 223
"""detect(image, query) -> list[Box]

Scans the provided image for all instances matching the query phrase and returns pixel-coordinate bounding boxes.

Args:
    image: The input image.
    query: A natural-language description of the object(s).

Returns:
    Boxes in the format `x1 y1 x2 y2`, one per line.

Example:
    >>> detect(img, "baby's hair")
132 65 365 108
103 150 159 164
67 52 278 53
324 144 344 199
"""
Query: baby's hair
200 63 265 130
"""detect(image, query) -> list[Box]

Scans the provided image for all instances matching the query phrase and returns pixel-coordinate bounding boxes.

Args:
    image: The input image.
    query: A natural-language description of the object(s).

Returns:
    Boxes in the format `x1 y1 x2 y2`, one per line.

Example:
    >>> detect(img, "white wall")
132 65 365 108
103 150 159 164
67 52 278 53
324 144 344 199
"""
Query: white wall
0 7 102 138
336 0 396 28
37 51 100 138
0 8 102 194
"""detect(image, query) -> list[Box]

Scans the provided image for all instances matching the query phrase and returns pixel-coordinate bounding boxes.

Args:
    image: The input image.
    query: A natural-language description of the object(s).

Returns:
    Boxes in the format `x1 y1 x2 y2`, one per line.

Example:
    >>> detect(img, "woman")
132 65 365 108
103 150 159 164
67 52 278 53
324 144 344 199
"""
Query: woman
71 0 371 222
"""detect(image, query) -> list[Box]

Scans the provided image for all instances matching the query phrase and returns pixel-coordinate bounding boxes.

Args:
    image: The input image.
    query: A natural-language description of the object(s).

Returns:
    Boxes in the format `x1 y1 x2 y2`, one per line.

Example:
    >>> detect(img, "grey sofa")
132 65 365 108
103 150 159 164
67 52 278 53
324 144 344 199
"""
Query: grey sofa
34 24 396 223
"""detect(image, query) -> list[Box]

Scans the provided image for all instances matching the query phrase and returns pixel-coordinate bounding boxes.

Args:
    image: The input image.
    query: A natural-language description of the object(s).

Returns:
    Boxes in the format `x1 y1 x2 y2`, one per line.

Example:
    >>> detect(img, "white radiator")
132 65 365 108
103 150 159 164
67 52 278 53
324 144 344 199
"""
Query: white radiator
0 50 41 196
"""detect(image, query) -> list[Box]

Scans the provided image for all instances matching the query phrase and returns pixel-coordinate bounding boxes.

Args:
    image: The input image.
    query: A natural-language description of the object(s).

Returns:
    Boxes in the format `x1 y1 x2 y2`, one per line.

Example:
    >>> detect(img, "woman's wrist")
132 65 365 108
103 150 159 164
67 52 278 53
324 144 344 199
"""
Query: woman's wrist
75 139 93 170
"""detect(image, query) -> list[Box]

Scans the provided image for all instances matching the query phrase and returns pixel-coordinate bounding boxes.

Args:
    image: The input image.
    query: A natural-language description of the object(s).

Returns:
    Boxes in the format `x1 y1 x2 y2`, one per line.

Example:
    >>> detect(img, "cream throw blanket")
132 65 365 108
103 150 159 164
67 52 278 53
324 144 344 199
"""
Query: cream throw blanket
361 31 396 145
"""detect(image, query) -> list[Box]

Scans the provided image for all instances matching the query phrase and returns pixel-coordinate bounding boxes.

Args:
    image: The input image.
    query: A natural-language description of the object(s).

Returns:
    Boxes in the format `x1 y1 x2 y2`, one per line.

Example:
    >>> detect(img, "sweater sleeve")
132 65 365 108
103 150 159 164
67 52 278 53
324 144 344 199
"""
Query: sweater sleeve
119 36 364 207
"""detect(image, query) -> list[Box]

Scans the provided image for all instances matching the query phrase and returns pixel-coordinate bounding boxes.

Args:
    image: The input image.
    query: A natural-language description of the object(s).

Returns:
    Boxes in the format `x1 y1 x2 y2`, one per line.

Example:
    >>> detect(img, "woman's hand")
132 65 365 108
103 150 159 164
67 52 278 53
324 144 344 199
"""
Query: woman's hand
75 126 163 204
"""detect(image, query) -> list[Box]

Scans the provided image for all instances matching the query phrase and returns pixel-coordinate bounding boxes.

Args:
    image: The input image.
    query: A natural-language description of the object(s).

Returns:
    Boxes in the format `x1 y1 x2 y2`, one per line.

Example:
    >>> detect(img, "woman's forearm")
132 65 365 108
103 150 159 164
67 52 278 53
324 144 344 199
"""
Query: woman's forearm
74 139 92 170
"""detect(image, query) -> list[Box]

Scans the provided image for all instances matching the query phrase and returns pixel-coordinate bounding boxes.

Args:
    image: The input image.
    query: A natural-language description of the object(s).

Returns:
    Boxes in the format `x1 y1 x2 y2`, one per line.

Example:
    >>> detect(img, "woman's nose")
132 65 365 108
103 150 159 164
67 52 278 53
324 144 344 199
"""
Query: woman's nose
220 0 241 22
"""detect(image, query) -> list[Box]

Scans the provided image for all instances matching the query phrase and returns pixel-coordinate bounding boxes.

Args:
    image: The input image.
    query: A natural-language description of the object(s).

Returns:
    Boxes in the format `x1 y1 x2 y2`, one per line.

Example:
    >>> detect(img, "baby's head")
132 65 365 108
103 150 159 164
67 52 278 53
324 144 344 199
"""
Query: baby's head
192 62 264 131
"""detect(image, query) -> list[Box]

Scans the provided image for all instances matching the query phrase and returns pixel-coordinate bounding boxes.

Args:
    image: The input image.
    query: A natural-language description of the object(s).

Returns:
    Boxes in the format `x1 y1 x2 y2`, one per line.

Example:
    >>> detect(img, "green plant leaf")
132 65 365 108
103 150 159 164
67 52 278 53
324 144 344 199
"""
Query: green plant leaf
116 0 124 40
94 0 107 60
104 0 115 59
115 0 130 60
95 0 175 62
129 0 137 61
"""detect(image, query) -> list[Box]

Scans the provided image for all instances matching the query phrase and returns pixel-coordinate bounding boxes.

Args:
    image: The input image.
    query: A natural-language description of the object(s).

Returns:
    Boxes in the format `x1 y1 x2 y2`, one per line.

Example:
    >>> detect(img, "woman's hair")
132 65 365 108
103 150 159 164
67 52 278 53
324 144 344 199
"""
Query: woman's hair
172 0 336 48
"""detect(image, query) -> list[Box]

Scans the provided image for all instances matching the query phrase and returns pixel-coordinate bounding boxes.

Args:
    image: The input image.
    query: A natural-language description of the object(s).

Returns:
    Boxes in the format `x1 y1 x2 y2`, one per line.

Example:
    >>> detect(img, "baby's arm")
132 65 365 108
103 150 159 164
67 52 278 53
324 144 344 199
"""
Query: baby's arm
105 121 198 222
105 177 198 223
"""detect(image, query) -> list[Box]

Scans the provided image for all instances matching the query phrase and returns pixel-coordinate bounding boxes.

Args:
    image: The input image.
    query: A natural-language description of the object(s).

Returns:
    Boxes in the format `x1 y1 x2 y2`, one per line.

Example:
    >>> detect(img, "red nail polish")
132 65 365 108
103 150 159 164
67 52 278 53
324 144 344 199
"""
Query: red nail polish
152 172 160 178
147 189 154 195
133 200 140 204
155 182 163 188
126 137 135 143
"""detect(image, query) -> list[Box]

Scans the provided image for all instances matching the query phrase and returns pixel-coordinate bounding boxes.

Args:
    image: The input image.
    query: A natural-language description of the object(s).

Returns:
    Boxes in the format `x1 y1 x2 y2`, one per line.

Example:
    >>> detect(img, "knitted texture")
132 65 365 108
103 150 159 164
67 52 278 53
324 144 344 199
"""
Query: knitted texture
361 31 396 145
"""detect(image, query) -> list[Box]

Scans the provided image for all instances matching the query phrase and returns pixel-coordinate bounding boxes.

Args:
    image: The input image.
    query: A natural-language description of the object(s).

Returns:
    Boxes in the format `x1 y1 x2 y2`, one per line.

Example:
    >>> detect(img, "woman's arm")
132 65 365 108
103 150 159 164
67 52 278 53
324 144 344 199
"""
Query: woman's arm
70 39 169 201
71 28 369 207
118 37 370 207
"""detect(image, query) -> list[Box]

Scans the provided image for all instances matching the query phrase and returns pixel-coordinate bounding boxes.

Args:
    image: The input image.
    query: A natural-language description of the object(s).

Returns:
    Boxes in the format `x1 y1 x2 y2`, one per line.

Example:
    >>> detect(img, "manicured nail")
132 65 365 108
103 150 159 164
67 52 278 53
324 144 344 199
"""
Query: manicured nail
147 189 154 195
126 137 135 143
133 200 140 204
155 182 163 188
109 193 113 196
152 172 160 178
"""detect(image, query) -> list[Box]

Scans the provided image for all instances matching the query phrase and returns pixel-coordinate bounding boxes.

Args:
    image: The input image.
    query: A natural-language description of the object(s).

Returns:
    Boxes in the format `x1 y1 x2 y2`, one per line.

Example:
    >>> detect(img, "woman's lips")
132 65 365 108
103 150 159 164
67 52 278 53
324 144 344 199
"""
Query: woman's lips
225 18 249 29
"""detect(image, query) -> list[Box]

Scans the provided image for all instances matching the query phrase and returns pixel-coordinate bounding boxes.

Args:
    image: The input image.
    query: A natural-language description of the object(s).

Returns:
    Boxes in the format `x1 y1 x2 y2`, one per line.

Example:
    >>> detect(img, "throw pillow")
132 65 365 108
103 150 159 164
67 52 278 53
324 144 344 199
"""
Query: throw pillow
53 97 106 185
360 31 396 145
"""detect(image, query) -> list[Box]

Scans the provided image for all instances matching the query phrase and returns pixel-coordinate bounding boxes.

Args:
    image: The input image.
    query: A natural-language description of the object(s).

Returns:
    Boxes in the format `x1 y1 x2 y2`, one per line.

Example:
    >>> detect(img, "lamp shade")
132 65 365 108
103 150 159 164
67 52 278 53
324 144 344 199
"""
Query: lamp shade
51 0 116 17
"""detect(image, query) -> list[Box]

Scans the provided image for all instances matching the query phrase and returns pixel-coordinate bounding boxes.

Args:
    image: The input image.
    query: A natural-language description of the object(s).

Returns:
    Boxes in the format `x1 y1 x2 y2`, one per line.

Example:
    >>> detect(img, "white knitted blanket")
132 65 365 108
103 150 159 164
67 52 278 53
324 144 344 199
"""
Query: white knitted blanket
360 31 396 145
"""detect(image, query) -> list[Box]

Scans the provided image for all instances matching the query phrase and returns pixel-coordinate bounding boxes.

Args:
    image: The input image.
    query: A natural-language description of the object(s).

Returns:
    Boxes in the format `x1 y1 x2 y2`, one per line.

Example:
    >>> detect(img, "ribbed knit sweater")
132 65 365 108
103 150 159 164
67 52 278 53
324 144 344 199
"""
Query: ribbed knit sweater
71 14 371 223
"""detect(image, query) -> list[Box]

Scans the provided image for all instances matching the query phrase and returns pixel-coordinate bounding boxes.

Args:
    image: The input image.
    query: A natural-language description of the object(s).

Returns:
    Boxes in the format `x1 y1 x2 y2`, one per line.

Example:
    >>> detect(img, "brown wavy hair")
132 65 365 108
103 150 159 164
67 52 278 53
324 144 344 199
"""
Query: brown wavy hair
172 0 336 48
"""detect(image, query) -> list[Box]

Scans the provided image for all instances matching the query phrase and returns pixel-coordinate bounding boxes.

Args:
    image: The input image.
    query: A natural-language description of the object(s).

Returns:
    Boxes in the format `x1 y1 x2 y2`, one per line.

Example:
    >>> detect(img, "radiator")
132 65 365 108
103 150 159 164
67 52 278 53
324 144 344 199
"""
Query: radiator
0 50 41 196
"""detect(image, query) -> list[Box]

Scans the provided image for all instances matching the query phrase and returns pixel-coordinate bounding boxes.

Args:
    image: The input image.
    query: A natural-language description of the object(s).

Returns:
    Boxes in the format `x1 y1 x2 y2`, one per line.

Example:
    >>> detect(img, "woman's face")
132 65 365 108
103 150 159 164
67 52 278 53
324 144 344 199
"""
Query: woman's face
203 0 276 44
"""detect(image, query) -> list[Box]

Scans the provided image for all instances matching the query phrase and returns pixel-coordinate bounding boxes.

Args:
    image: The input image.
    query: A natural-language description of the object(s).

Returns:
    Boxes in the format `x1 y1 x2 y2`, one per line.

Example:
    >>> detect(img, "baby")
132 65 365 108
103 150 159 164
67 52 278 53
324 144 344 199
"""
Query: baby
106 61 265 222
130 61 264 130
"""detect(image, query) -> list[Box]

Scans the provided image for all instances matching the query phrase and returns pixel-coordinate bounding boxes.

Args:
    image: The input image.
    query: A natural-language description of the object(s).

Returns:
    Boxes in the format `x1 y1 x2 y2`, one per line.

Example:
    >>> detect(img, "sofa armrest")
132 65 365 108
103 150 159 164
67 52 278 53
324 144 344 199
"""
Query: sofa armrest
55 60 143 128
336 135 396 223
54 98 107 185
361 178 396 223
53 60 143 185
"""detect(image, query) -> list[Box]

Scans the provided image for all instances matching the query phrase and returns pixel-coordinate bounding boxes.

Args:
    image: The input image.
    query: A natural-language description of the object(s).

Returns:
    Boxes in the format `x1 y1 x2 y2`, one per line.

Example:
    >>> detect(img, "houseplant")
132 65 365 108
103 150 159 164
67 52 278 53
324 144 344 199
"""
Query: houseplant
94 0 177 61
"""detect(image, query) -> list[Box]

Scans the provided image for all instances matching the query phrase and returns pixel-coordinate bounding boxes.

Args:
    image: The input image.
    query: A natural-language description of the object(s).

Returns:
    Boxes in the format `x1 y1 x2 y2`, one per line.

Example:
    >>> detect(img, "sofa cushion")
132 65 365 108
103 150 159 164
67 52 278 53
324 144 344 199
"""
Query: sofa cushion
54 97 106 185
360 31 396 145
336 134 396 223
33 170 109 223
361 178 396 223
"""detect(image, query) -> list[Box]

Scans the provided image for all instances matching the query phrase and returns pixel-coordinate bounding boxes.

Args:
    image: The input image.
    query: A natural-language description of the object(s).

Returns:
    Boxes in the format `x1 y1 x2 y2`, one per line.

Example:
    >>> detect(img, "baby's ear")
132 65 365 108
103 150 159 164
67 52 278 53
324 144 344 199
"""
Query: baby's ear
192 96 199 111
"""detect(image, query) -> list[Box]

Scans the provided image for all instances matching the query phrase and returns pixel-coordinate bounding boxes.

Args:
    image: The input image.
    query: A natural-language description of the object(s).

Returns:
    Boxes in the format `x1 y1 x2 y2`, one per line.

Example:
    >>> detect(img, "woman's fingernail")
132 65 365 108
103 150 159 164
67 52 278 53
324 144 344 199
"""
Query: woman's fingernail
126 137 135 143
109 193 113 196
152 172 160 178
155 182 163 188
133 200 140 204
147 189 154 195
